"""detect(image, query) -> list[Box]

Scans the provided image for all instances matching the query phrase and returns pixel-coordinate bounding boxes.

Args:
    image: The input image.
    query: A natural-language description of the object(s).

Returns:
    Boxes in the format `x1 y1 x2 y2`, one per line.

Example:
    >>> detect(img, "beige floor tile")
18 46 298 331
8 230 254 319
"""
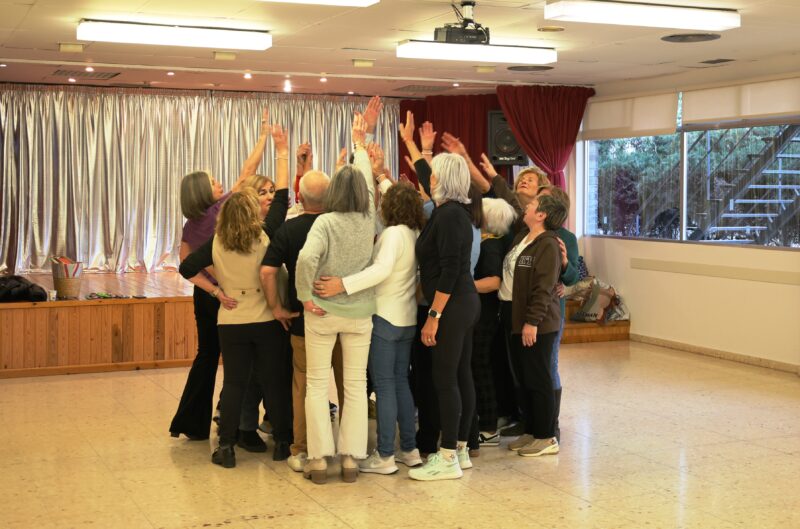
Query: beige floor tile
246 512 350 529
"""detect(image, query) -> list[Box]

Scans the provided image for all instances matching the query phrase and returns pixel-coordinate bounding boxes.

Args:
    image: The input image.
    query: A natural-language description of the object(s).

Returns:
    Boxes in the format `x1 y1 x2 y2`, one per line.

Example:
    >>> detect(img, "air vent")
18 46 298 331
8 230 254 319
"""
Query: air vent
53 69 120 80
662 33 721 43
393 85 450 93
507 65 554 72
700 58 735 64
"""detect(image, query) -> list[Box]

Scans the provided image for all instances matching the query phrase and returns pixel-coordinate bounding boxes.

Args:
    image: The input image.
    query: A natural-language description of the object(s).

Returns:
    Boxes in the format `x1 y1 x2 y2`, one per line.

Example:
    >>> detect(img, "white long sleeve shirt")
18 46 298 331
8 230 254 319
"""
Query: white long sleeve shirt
342 224 418 328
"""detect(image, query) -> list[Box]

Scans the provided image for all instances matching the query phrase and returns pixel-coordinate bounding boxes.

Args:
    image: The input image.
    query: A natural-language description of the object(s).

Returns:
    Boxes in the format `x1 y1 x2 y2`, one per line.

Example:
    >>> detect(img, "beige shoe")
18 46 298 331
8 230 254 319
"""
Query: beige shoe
518 438 559 457
508 434 535 451
341 455 359 483
303 458 327 484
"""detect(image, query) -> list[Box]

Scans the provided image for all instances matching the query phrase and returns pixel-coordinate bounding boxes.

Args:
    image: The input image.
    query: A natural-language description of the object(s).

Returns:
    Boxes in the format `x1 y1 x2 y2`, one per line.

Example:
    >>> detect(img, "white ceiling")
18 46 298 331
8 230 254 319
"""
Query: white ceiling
0 0 798 98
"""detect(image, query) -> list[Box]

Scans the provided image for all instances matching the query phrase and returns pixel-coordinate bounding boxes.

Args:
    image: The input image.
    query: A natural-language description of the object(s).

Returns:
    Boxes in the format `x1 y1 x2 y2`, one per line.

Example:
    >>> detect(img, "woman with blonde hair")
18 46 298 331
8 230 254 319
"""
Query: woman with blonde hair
179 125 293 468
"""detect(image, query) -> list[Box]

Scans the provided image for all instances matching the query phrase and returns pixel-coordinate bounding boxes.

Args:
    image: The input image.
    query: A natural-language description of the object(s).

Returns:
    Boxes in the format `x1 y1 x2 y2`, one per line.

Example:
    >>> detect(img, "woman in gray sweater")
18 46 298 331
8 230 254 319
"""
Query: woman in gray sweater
295 114 376 484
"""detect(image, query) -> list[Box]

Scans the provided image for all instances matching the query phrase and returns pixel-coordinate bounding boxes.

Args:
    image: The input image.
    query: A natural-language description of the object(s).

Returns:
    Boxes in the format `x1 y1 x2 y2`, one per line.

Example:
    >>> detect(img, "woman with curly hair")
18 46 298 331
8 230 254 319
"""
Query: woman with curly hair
314 181 426 475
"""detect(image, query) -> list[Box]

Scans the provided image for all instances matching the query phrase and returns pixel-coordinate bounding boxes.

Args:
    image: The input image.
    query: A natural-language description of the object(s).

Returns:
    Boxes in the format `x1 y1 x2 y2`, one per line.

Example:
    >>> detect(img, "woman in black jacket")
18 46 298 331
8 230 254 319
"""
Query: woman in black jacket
400 112 480 481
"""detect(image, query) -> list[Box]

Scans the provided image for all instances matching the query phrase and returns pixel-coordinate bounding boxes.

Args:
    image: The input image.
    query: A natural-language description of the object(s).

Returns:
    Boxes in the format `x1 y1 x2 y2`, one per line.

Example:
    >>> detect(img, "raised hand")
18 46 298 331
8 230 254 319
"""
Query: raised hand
335 147 348 172
352 112 368 146
270 124 289 156
479 152 499 178
363 95 383 133
440 132 467 158
259 109 270 136
296 142 311 168
398 110 415 144
367 143 385 177
419 121 437 152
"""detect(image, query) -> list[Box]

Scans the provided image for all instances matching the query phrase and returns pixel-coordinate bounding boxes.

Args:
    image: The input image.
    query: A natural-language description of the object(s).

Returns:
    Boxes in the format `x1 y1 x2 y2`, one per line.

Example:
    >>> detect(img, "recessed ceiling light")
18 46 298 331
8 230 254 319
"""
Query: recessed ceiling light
84 66 94 72
0 64 6 68
257 0 379 6
283 79 292 92
77 19 272 50
662 33 722 43
347 91 354 95
452 82 460 87
538 26 565 32
244 72 253 79
167 71 175 76
68 78 76 83
397 40 556 65
320 77 327 83
544 1 740 32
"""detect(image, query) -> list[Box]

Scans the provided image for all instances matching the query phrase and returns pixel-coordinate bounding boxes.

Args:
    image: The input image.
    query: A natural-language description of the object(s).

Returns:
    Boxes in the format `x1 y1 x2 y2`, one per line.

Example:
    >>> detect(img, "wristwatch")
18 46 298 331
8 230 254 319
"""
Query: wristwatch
427 308 442 320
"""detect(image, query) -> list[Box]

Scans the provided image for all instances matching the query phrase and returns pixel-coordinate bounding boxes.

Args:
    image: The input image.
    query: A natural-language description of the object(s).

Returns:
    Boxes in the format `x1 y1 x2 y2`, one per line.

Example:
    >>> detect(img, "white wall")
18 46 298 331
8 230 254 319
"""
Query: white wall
582 237 800 369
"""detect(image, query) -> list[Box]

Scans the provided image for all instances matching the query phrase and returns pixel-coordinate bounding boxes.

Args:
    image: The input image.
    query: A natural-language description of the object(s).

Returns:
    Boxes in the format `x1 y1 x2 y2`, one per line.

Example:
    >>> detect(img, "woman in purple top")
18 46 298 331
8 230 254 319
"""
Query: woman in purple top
169 110 275 441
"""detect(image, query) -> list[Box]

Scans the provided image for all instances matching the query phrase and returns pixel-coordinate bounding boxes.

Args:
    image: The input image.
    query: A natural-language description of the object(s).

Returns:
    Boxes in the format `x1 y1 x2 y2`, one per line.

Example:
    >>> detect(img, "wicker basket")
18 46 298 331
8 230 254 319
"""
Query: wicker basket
51 262 83 300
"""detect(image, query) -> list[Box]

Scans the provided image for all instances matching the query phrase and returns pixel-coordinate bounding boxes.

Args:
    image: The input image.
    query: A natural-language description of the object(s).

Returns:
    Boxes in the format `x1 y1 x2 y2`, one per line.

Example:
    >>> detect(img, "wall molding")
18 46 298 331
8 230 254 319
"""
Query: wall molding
630 333 799 375
630 258 800 286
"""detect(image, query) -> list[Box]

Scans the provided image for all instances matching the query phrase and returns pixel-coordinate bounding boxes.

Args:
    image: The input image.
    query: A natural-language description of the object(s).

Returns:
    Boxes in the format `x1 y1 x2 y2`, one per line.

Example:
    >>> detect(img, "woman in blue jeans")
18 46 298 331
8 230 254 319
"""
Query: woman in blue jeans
314 182 426 474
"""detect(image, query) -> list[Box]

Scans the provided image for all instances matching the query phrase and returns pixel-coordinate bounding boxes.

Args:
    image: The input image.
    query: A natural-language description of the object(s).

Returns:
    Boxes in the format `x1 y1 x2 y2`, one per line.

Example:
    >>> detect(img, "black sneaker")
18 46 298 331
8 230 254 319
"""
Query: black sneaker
500 422 524 437
479 431 501 446
212 445 236 468
237 430 267 453
272 441 290 461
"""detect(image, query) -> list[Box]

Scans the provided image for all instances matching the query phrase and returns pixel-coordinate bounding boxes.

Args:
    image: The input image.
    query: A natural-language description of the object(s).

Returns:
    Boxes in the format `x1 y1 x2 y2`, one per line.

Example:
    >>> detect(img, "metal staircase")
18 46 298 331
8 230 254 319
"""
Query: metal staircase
689 125 800 245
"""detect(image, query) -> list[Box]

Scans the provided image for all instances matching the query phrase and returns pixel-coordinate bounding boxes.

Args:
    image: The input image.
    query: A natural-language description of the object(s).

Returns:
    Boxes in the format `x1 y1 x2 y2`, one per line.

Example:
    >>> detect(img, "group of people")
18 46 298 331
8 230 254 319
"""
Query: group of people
168 96 580 484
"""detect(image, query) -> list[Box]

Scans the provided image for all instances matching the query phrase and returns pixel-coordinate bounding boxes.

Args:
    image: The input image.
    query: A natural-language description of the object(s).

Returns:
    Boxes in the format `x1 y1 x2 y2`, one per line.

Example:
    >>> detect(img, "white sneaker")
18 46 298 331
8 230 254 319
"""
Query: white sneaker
456 446 473 470
286 452 307 472
358 451 399 475
408 451 462 481
395 448 423 467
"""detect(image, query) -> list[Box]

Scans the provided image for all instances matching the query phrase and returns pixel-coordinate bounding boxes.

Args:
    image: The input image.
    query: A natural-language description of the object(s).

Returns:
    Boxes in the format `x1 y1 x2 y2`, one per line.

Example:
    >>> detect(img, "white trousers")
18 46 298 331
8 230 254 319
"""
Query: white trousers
304 311 372 459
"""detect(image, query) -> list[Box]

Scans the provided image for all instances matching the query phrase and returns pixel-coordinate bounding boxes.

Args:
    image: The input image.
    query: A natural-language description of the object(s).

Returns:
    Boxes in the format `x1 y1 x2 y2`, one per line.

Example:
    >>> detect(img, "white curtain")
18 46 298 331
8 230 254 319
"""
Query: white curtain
0 84 400 273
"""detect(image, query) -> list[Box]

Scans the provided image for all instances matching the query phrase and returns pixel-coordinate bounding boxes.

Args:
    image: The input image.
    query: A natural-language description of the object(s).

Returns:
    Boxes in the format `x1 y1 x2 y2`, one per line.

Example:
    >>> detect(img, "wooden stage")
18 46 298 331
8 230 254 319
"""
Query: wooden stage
0 272 628 379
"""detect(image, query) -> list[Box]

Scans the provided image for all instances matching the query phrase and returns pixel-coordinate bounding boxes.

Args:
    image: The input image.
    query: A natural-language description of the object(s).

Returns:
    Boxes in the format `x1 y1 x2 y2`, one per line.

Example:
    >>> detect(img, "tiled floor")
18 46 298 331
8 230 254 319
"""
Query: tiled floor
2 340 799 529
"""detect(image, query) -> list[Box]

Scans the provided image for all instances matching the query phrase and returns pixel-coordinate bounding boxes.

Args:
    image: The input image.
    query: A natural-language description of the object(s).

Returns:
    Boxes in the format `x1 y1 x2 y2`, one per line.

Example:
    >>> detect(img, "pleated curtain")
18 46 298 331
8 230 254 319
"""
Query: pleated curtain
0 84 400 273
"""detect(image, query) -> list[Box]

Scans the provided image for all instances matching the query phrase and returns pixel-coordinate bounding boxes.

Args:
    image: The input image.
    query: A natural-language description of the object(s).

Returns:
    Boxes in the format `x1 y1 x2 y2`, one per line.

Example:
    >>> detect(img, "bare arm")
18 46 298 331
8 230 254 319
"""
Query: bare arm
441 132 490 193
474 276 501 294
232 109 270 192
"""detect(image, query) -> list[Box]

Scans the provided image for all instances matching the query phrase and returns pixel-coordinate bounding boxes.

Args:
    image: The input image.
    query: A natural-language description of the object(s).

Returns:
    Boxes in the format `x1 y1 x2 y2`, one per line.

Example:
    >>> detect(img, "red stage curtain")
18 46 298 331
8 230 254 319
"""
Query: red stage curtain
496 85 595 188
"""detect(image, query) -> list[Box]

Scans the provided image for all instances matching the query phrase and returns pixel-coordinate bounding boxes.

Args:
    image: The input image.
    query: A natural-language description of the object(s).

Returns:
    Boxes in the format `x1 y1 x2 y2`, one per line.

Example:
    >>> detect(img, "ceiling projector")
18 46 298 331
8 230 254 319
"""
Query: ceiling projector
433 1 490 45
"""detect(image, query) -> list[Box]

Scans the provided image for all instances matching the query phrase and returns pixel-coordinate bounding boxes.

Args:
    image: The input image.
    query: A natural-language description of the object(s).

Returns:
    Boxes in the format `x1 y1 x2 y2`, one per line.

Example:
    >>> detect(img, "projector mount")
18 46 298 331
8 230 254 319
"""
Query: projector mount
434 1 491 45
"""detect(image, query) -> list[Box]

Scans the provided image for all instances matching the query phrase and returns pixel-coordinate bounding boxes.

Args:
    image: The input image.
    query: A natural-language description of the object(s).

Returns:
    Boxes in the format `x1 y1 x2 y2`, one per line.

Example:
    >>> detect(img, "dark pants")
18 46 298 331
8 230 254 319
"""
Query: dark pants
500 301 557 439
217 321 292 447
169 288 220 439
471 302 500 432
431 293 480 450
411 306 440 454
492 312 518 420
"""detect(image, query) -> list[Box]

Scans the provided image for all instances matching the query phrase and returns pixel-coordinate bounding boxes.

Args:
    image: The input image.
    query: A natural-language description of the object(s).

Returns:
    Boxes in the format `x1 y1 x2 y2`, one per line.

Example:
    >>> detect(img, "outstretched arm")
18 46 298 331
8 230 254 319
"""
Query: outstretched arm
441 132 490 194
232 109 270 192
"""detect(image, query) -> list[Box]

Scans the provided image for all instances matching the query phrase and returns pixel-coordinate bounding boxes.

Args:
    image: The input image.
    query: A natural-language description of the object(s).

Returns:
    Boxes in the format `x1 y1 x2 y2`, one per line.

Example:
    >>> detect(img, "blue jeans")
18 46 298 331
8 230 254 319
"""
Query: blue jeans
550 319 564 390
368 315 417 457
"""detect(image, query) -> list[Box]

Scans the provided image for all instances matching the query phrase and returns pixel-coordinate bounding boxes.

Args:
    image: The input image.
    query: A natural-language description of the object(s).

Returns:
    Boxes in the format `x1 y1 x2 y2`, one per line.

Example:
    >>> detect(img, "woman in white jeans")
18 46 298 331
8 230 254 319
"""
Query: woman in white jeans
295 114 376 484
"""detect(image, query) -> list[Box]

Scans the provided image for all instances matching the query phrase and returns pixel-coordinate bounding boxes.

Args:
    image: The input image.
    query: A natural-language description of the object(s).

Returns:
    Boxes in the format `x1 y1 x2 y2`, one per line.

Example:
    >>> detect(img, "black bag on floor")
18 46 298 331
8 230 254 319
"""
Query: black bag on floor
0 275 48 302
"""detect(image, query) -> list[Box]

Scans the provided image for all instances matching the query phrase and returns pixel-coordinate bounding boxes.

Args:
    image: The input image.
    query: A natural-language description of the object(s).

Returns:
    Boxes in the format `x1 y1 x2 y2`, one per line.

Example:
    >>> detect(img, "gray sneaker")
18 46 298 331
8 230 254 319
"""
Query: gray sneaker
508 434 535 451
395 448 424 467
358 451 399 475
518 438 559 457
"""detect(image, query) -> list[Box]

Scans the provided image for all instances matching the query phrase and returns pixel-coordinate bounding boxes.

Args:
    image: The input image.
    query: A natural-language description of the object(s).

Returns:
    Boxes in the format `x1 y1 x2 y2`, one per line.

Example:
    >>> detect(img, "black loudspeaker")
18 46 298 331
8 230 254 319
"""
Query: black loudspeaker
488 111 525 165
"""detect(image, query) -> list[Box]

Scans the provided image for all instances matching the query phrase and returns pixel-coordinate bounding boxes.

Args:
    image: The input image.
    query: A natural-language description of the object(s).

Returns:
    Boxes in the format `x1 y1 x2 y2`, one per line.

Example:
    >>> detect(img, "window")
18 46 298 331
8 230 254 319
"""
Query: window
585 125 800 248
586 134 681 239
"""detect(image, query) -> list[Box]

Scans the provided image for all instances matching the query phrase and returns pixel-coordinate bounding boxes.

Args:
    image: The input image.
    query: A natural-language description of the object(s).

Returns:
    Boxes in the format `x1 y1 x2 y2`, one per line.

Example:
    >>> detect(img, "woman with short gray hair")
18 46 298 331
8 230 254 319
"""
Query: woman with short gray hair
400 111 480 481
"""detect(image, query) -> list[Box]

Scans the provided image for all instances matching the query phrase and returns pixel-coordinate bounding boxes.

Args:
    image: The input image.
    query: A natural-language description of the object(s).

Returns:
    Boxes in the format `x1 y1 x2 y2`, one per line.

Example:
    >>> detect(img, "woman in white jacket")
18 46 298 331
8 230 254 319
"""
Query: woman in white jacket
314 181 426 474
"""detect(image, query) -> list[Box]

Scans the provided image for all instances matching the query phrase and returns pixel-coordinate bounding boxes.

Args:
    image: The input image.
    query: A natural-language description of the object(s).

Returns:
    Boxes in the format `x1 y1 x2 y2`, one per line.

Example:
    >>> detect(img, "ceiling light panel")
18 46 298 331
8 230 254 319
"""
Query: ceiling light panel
77 20 272 50
397 40 556 65
544 1 741 32
257 0 379 6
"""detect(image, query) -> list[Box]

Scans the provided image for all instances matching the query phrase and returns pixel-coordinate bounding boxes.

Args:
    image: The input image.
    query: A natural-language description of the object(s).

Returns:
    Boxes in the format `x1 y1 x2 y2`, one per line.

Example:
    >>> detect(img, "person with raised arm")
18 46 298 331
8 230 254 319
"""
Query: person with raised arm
399 110 481 481
170 109 273 442
293 113 377 485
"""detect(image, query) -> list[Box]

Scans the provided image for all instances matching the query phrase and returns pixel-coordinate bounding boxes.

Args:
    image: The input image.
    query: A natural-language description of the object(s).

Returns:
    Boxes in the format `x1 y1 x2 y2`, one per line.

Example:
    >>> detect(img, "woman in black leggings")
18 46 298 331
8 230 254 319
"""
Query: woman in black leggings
400 111 479 481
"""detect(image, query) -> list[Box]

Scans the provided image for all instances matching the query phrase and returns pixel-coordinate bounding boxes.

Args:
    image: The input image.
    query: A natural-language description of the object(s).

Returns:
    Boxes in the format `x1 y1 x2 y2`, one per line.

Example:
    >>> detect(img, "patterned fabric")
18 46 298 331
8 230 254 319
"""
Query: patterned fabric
577 255 590 281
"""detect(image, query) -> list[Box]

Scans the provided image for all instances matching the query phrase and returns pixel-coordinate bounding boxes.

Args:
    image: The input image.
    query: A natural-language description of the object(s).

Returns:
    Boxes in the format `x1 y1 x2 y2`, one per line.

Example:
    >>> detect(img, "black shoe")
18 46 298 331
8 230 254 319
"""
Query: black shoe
212 445 236 468
170 431 207 441
499 422 524 437
272 441 290 461
237 430 267 453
